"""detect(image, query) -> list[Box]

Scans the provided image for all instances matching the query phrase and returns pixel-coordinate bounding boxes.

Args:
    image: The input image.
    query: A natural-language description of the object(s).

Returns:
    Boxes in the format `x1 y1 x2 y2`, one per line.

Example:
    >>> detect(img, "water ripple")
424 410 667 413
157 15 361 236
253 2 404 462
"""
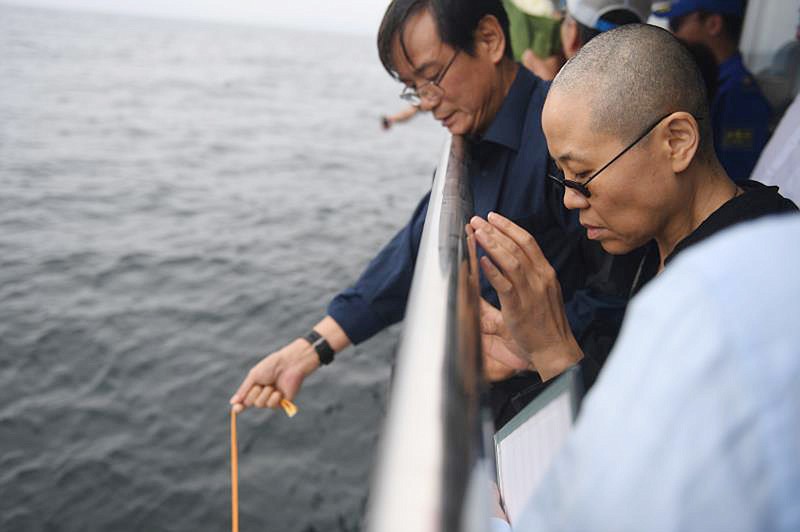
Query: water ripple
0 4 443 531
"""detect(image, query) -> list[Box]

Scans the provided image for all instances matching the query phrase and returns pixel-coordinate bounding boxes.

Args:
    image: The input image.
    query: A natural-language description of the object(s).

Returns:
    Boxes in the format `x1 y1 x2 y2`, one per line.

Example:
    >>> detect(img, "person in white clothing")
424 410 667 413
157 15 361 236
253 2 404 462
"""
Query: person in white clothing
750 94 800 203
490 213 800 532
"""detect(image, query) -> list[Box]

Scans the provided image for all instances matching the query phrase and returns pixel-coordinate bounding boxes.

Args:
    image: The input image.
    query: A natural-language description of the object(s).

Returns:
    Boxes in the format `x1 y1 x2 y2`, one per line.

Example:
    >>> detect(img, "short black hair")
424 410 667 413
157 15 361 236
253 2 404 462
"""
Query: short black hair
377 0 513 79
575 9 643 46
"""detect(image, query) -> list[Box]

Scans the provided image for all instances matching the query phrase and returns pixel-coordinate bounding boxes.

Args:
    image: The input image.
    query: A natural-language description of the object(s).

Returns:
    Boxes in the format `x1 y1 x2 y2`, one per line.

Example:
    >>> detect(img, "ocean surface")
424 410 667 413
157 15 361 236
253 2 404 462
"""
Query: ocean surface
0 5 445 530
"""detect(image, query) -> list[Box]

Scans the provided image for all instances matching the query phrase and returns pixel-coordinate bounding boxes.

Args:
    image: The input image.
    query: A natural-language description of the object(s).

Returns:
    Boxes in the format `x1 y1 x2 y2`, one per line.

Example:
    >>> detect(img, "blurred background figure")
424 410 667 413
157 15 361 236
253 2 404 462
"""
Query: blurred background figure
752 6 800 128
657 0 772 182
502 0 565 78
681 39 719 103
516 0 652 81
381 105 420 130
751 94 800 203
749 8 800 201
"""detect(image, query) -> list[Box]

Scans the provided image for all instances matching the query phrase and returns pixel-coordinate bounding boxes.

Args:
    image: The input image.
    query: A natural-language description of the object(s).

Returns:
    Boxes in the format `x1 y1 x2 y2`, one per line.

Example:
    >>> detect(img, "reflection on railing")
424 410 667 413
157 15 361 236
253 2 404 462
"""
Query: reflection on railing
367 135 493 532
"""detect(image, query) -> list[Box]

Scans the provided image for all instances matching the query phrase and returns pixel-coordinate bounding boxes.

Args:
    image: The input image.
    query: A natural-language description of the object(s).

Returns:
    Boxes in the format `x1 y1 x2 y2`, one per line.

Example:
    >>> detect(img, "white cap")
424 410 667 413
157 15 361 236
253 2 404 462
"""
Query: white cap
566 0 653 31
510 0 558 17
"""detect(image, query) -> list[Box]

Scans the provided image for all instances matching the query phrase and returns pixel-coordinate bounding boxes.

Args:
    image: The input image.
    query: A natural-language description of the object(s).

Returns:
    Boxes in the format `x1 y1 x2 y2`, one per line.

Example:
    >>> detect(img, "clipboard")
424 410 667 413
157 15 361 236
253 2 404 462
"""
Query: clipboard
493 365 583 525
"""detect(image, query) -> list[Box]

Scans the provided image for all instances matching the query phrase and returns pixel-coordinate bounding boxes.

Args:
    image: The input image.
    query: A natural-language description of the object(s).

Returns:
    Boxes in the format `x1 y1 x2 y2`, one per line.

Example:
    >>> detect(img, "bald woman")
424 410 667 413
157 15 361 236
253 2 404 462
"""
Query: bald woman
471 24 796 385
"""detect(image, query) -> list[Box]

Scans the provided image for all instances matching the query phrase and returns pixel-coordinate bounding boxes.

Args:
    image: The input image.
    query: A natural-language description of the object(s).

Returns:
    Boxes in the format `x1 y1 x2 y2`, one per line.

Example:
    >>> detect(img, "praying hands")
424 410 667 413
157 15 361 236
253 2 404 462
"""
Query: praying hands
470 213 584 382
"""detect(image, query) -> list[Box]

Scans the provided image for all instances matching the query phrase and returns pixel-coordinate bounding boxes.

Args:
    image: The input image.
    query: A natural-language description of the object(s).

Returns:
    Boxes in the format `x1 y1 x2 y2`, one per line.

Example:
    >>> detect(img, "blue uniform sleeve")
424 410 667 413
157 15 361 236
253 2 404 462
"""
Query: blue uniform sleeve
327 191 431 345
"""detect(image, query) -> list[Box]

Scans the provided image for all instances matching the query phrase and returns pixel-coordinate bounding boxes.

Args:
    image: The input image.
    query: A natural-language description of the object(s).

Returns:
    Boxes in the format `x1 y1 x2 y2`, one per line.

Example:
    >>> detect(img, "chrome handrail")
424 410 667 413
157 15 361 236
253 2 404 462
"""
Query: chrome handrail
366 135 493 532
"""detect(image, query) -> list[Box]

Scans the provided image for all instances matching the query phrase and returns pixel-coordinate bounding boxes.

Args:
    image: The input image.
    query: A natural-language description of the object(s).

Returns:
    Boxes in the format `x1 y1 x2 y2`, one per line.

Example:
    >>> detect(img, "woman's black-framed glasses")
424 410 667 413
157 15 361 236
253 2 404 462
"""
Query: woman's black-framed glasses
547 113 675 198
399 49 460 107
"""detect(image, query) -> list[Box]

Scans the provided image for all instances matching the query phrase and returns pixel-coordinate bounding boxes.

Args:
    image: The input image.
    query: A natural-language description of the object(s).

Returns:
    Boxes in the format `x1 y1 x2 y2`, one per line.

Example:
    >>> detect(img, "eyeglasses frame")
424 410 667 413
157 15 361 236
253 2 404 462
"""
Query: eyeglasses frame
548 112 683 198
399 49 460 107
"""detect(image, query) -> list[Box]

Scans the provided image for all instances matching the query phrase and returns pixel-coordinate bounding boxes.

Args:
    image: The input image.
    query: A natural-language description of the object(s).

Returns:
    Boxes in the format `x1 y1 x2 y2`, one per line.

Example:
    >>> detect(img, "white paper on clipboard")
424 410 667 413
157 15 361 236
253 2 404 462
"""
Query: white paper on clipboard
493 366 582 526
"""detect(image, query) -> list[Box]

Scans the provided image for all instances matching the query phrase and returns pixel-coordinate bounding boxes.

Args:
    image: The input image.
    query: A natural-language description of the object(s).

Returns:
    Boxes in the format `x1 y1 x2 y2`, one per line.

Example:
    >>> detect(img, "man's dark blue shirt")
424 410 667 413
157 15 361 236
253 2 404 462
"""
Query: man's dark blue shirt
327 67 629 377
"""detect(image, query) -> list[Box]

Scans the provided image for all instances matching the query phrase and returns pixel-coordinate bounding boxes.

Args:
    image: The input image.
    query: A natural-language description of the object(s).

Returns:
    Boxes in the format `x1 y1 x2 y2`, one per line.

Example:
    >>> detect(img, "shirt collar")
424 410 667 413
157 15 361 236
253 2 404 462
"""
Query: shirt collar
477 66 538 151
666 180 795 265
718 52 744 82
631 181 796 297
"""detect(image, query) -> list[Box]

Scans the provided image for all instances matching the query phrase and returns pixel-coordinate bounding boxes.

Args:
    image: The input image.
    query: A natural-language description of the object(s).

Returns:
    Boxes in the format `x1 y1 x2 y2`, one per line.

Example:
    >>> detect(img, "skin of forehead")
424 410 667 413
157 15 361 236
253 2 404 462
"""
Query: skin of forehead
543 88 621 168
392 9 451 84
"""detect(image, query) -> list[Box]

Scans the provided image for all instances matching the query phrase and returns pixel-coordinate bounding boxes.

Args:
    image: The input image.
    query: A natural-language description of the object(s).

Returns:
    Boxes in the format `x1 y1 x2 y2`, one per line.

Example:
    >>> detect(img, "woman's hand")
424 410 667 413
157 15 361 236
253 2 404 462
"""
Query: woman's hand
480 297 532 381
470 212 583 381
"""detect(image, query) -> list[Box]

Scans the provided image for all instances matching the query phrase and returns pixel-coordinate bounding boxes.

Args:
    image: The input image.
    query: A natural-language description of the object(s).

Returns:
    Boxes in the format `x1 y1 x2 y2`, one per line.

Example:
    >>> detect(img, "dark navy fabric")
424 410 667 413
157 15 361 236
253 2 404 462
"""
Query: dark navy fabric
327 67 615 346
327 191 430 344
713 53 772 182
657 0 745 19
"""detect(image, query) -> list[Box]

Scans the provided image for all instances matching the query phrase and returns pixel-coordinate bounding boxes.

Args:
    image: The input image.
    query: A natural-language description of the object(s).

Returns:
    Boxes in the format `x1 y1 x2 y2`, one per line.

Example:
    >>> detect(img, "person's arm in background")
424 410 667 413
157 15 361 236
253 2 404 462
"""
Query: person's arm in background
381 105 420 130
503 0 564 81
230 192 431 412
521 48 563 81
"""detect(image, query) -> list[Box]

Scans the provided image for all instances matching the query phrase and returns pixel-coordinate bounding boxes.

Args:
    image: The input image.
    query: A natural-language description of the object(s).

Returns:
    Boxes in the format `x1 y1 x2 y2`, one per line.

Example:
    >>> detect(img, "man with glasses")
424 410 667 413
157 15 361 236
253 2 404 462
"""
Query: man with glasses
656 0 772 182
470 23 796 398
231 0 638 427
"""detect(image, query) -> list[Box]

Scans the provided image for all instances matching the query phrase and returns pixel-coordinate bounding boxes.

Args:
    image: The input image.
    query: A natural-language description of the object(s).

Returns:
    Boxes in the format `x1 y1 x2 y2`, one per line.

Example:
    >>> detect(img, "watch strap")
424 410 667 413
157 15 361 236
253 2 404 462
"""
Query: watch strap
302 330 322 346
302 330 335 365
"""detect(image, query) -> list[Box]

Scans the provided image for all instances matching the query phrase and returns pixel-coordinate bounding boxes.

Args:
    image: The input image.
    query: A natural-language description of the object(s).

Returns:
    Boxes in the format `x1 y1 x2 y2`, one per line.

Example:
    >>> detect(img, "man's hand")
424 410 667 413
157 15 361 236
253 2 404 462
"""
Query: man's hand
229 339 320 413
480 298 531 381
470 212 583 381
230 316 351 414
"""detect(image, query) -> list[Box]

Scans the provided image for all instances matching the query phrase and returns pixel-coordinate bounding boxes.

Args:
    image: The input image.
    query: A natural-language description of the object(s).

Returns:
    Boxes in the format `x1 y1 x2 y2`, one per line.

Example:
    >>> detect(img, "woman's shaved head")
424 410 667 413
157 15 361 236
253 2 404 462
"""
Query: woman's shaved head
551 23 712 154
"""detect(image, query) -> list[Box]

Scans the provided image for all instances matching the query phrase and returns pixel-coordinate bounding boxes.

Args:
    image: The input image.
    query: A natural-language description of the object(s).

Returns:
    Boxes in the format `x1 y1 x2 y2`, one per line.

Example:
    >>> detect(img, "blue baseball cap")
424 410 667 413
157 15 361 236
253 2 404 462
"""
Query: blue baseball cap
654 0 746 19
566 0 652 31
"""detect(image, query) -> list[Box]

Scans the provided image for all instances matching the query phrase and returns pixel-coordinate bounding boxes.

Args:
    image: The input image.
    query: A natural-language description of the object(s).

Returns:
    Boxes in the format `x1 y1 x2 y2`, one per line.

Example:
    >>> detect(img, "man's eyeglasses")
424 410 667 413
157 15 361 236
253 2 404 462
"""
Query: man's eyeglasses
399 49 460 107
547 113 676 198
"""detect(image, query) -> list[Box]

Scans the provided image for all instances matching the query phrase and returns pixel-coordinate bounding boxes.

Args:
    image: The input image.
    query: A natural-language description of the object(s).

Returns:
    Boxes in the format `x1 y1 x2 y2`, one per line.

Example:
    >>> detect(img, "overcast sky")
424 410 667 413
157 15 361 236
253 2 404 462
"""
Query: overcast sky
3 0 393 34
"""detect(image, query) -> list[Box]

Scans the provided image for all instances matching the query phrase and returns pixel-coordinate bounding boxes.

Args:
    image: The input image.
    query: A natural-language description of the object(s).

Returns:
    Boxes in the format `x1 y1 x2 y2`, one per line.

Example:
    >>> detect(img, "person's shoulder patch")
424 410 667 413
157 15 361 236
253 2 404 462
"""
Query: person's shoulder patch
722 128 755 150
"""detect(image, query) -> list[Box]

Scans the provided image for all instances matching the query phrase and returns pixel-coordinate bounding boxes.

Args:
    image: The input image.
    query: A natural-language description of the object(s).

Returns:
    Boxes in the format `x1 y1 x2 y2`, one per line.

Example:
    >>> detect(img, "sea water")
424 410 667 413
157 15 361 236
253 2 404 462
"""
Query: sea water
0 5 444 530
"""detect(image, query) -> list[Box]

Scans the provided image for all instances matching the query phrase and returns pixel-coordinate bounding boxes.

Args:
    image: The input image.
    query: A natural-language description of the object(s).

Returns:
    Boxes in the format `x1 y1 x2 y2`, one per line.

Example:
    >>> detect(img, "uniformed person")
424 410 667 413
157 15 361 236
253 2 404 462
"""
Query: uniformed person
657 0 772 182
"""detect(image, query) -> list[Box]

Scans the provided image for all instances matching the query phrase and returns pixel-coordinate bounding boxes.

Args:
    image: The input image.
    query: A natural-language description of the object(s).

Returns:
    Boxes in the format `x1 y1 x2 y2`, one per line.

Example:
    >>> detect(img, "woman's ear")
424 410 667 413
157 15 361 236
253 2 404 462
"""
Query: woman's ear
664 112 701 174
476 14 507 64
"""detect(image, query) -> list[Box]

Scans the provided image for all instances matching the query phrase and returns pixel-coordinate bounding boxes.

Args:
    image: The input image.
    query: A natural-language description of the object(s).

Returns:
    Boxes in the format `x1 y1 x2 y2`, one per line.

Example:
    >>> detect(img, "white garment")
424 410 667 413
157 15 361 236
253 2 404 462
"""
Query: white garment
496 214 800 532
751 95 800 203
509 0 557 17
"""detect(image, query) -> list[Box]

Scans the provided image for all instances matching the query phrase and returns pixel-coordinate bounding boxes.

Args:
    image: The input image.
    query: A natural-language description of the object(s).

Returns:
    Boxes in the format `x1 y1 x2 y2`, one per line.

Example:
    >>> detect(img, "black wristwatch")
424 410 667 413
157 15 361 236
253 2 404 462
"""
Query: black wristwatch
302 330 336 365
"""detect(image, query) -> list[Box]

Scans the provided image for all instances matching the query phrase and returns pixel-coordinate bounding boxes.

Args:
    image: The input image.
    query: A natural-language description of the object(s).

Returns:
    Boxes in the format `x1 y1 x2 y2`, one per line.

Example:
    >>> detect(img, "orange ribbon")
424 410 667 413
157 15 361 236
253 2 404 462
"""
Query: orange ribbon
230 398 298 531
231 409 239 532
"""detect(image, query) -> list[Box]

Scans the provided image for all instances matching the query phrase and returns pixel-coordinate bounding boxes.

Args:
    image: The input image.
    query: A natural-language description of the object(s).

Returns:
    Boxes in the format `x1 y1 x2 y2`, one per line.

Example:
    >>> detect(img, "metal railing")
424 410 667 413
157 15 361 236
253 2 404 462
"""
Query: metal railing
366 135 493 532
